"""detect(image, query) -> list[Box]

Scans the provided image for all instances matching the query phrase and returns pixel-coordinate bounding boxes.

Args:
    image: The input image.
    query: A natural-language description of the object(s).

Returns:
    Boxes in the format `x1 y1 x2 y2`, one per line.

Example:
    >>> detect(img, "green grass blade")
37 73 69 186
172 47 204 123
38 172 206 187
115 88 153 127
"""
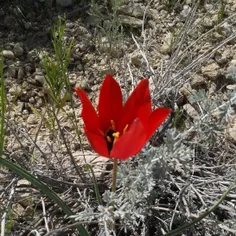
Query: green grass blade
0 157 90 236
87 164 102 205
163 185 232 236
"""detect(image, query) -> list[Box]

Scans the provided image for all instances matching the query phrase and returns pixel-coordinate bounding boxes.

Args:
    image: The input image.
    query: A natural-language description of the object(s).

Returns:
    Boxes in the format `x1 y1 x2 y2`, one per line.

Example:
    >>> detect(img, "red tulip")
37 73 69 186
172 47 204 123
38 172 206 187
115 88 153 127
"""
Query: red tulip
74 74 172 160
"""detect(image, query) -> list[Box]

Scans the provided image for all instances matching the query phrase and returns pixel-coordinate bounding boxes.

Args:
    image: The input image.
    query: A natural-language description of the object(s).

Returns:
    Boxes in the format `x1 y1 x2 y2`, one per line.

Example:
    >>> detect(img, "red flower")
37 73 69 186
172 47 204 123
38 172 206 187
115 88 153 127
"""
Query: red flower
74 74 172 160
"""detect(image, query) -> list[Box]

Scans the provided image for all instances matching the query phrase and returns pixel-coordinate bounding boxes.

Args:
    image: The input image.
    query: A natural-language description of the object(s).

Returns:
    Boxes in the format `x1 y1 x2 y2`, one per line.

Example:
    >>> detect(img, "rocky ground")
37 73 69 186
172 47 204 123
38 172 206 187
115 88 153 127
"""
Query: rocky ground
1 0 236 235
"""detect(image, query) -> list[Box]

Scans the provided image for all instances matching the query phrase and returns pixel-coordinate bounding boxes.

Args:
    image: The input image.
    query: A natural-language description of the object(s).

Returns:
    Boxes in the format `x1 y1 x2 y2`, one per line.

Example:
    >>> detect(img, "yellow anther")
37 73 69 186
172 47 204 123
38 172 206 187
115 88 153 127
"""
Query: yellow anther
112 132 120 141
110 120 116 130
123 124 129 134
107 136 112 143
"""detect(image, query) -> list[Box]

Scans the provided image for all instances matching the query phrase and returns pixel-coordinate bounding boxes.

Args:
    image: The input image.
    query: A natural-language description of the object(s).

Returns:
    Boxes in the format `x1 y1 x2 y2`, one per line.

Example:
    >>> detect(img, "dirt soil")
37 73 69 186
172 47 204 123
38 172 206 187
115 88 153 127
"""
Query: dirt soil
1 0 236 235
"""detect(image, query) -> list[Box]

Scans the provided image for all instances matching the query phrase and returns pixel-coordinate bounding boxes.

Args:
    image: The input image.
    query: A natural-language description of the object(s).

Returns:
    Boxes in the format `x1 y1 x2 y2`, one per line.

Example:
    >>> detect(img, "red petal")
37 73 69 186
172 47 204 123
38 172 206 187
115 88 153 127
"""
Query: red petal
84 127 109 157
145 108 172 140
98 74 123 132
74 88 100 132
111 119 147 160
119 79 151 131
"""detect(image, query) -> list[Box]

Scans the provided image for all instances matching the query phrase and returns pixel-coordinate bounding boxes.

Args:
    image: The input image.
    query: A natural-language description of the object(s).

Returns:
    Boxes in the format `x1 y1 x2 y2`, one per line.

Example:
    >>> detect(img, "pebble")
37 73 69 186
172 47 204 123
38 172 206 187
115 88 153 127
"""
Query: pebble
27 114 38 125
18 67 24 80
7 66 17 78
35 74 45 86
24 22 32 29
3 50 15 59
160 32 174 54
201 63 220 81
180 5 192 18
13 43 24 57
29 97 35 104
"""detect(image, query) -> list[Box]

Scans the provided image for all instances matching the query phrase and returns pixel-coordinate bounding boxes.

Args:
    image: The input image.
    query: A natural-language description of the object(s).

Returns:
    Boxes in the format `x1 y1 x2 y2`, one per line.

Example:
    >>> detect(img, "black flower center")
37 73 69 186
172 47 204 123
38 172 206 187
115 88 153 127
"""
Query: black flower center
105 129 116 152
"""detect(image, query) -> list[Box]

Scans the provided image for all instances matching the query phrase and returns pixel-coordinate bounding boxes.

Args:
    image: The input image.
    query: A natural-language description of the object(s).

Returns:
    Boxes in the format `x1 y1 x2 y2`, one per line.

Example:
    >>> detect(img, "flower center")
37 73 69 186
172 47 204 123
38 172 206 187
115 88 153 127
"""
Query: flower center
105 120 128 152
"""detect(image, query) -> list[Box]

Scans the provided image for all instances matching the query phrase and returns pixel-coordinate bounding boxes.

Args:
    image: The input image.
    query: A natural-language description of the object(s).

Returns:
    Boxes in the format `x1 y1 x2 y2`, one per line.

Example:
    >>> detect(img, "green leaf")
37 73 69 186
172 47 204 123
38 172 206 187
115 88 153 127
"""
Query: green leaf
163 185 232 236
0 157 90 236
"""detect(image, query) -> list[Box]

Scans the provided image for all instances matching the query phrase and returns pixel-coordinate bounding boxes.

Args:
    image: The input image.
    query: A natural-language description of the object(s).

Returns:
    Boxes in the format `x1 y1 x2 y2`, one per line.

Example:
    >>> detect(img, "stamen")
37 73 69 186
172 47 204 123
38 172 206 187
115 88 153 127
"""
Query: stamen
112 132 120 141
123 124 129 134
110 120 116 130
107 136 112 143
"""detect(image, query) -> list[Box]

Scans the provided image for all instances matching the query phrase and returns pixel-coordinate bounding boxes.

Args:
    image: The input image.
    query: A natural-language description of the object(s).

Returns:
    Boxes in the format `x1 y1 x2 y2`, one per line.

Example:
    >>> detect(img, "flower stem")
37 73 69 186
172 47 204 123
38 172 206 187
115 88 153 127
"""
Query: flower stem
112 158 118 192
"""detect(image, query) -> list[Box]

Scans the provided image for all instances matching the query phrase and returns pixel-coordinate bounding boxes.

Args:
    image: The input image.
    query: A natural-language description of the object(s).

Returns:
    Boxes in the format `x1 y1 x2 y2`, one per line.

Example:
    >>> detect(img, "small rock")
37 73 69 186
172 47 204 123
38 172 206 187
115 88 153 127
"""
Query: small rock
12 203 25 218
120 15 143 28
24 64 33 75
13 43 24 57
8 142 21 152
9 85 22 96
7 66 17 78
220 22 233 38
75 42 88 51
35 97 43 108
160 32 173 54
18 67 24 80
3 50 15 59
226 65 236 82
22 109 29 115
29 97 35 104
208 82 216 95
204 4 214 11
215 48 232 65
27 114 38 125
66 22 74 29
183 104 199 120
226 122 236 143
82 53 93 63
201 62 220 81
37 91 44 97
24 22 32 29
130 51 142 67
212 32 223 41
20 91 30 102
17 179 31 186
229 60 236 66
35 74 45 86
13 101 24 114
227 65 236 75
179 83 192 97
28 49 39 62
91 84 99 91
99 66 115 76
118 4 145 18
180 5 191 18
226 84 236 90
190 74 207 89
76 79 90 91
203 15 217 28
149 9 159 20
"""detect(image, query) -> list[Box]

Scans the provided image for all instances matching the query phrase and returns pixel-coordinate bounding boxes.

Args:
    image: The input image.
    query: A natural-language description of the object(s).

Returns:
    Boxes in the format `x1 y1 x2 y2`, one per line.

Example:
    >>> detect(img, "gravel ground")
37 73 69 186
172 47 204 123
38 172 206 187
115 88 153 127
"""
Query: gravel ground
1 0 236 235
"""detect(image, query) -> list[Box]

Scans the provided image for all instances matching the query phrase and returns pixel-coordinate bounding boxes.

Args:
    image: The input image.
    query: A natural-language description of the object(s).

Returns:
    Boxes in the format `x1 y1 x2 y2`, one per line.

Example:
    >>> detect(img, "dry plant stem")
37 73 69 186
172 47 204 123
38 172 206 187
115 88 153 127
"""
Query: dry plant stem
50 107 87 182
112 158 118 192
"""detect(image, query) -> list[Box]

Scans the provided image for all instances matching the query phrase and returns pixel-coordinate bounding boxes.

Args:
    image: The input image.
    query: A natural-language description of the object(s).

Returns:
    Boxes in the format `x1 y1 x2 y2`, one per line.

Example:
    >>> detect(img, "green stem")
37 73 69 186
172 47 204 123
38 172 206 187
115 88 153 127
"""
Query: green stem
164 185 232 236
112 158 118 192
